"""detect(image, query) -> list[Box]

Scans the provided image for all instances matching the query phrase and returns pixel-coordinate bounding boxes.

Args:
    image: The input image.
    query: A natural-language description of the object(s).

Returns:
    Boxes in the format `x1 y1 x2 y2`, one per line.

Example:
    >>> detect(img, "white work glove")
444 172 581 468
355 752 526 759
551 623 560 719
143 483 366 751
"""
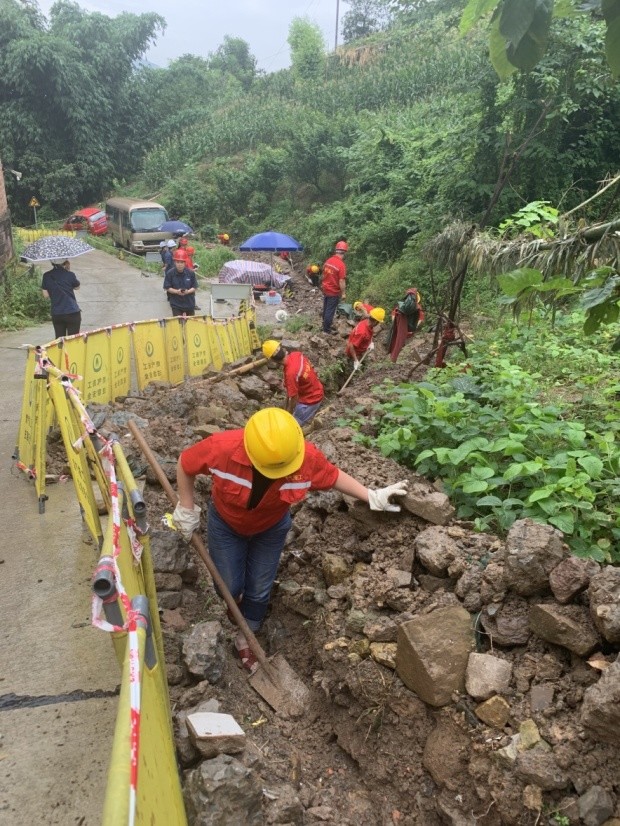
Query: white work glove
353 358 361 371
367 341 375 352
367 480 409 512
172 502 201 541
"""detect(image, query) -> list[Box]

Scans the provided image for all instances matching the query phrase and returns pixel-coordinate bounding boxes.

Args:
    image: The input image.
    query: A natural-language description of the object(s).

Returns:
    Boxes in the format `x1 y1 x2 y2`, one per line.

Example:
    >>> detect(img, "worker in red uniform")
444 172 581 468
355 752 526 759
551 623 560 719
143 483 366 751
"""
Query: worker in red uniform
172 408 409 672
261 340 324 426
321 240 348 334
306 263 320 288
217 233 230 246
345 307 386 370
353 300 374 319
177 237 197 270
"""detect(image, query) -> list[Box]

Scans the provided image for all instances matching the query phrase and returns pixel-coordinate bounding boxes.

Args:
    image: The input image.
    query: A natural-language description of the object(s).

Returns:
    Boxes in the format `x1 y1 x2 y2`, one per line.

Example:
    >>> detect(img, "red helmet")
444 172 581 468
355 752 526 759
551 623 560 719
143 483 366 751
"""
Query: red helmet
172 250 187 262
335 241 348 252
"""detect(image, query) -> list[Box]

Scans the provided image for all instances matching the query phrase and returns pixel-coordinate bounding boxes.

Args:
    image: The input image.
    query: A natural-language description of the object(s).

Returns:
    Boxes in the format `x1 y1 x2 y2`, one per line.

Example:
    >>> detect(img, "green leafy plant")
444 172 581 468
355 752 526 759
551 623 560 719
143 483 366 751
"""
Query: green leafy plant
0 261 50 330
352 315 620 562
498 201 559 239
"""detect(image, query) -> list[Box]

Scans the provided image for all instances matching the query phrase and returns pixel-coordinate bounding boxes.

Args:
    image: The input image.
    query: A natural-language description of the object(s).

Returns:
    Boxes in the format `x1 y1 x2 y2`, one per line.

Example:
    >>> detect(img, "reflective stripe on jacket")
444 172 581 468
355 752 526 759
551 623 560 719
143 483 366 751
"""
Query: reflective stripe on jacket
180 429 339 535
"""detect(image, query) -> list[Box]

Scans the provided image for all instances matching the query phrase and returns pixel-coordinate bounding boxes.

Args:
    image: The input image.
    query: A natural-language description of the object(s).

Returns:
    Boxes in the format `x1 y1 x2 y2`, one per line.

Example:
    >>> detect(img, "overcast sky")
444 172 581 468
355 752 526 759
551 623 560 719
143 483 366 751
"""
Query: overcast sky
36 0 346 72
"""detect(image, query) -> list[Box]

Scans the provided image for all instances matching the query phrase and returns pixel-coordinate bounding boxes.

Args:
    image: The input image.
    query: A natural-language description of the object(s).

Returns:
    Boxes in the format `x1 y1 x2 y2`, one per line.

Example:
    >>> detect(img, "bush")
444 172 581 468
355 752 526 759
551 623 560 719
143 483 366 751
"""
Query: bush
349 314 620 562
0 262 50 330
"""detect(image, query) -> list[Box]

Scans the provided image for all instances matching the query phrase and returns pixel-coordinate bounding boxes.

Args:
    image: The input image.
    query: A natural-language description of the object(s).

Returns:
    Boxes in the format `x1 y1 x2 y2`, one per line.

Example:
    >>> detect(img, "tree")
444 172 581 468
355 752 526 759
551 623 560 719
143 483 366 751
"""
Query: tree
208 36 258 91
287 18 326 84
0 0 164 220
460 0 620 79
342 0 392 43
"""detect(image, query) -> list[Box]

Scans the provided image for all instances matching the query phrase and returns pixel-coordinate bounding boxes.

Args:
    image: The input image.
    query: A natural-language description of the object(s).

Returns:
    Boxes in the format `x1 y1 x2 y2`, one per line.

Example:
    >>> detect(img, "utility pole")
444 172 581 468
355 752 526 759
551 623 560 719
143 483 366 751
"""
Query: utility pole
335 0 340 51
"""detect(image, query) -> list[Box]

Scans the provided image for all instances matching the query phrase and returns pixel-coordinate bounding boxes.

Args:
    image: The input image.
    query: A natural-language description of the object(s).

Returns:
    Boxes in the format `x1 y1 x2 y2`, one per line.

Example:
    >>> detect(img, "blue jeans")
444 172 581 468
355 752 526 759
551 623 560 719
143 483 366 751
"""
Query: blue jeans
322 295 340 332
294 400 322 426
207 503 292 631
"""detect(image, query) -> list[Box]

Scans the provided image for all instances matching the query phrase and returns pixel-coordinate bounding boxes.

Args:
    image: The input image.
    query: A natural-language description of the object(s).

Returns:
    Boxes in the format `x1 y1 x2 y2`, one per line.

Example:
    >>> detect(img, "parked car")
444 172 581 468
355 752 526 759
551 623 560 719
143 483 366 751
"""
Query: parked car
62 207 107 236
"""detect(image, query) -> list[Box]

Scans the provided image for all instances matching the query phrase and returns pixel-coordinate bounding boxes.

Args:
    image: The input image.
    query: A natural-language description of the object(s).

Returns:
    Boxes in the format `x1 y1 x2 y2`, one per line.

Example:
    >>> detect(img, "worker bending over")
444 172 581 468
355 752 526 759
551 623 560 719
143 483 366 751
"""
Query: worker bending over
345 307 386 370
262 340 324 426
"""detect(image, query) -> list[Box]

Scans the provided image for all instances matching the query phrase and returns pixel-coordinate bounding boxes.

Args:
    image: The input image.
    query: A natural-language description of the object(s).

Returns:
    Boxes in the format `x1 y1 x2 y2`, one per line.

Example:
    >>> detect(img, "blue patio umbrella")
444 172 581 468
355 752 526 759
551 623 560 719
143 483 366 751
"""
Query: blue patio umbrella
158 220 193 236
239 231 303 287
239 231 303 253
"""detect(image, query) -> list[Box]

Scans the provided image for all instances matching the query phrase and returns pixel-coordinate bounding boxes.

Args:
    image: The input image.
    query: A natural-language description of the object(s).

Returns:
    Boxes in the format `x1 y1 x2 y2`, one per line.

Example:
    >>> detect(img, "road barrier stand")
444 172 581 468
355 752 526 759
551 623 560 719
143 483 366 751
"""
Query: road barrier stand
14 312 257 517
11 311 260 823
84 406 185 824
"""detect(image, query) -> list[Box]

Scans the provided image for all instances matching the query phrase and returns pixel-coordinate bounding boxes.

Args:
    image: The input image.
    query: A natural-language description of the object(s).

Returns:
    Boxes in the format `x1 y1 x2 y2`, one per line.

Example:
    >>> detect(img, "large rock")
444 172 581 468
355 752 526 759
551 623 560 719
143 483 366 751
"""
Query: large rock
396 605 473 707
149 529 190 573
182 621 226 682
515 750 570 791
186 711 246 759
549 556 599 604
422 720 471 791
402 481 455 525
237 373 270 402
465 653 512 700
475 695 511 728
580 657 620 744
414 526 461 577
322 553 351 586
588 568 620 643
480 596 531 647
184 754 263 825
578 786 614 826
503 518 567 596
529 604 600 656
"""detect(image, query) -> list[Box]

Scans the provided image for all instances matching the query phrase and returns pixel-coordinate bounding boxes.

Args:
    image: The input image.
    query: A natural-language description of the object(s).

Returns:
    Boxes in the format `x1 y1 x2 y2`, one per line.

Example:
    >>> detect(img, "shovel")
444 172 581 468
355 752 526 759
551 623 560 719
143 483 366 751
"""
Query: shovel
338 347 370 394
205 357 268 384
128 420 310 717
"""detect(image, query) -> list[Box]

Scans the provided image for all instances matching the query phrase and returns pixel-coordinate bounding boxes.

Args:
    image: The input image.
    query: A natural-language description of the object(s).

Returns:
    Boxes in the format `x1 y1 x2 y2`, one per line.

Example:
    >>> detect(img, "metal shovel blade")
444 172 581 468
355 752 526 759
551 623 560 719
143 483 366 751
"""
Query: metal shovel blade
249 653 311 717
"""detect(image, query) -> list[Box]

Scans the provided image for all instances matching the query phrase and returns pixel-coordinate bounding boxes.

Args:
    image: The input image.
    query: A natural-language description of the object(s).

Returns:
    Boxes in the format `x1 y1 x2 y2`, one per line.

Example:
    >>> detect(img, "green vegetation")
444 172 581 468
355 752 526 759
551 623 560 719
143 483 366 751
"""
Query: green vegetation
0 261 49 330
348 313 620 561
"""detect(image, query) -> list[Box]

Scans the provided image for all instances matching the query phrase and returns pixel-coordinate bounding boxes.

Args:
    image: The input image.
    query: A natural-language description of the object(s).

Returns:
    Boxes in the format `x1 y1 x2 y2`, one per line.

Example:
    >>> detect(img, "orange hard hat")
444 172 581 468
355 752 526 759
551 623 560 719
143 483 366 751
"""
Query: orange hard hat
335 241 348 252
172 250 187 262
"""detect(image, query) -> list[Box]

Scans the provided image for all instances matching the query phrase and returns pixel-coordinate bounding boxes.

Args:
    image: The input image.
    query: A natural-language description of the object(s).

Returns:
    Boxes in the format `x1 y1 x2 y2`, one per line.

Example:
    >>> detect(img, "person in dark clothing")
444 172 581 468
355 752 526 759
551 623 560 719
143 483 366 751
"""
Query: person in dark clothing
41 259 81 338
163 251 198 316
160 239 176 272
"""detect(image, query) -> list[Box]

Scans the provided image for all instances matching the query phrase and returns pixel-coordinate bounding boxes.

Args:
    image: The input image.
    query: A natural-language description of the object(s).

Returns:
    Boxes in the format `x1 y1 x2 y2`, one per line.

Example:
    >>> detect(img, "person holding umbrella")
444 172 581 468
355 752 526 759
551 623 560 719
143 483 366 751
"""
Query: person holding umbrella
41 259 81 338
321 240 348 334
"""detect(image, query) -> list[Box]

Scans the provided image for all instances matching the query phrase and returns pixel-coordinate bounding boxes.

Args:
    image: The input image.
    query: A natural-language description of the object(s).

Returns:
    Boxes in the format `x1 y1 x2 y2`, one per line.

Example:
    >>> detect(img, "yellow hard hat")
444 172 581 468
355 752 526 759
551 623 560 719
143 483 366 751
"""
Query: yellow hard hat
243 408 305 479
262 339 281 359
223 233 229 241
310 264 320 273
369 307 386 323
353 301 363 310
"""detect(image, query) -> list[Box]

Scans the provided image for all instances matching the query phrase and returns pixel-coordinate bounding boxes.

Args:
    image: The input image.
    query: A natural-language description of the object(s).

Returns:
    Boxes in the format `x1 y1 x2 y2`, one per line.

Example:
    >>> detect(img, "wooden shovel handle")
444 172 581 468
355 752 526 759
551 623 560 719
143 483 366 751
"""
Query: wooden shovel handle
206 357 268 384
127 420 271 671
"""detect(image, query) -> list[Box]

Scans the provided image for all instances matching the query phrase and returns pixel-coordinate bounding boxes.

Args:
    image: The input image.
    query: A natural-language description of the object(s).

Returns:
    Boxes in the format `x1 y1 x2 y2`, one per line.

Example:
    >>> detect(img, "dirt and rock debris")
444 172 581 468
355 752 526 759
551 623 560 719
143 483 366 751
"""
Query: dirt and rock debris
52 269 620 825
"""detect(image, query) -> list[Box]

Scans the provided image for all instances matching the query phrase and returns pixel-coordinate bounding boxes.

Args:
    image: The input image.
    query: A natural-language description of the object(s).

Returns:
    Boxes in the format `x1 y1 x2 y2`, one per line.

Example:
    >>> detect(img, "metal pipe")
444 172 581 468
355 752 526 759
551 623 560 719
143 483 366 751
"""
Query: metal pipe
92 555 124 628
131 595 157 669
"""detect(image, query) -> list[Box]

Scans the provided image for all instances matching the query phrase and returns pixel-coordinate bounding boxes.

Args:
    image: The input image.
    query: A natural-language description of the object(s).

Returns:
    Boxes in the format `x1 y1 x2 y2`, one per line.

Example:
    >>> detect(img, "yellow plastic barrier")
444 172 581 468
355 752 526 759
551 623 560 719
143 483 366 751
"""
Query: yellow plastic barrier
164 318 186 385
14 313 255 514
184 317 213 377
132 320 170 389
99 500 185 825
15 229 77 241
46 373 103 545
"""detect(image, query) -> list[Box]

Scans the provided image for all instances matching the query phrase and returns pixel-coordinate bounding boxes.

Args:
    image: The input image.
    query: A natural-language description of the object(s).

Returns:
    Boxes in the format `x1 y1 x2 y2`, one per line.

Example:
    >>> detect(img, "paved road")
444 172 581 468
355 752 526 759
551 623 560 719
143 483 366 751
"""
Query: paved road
0 251 199 824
